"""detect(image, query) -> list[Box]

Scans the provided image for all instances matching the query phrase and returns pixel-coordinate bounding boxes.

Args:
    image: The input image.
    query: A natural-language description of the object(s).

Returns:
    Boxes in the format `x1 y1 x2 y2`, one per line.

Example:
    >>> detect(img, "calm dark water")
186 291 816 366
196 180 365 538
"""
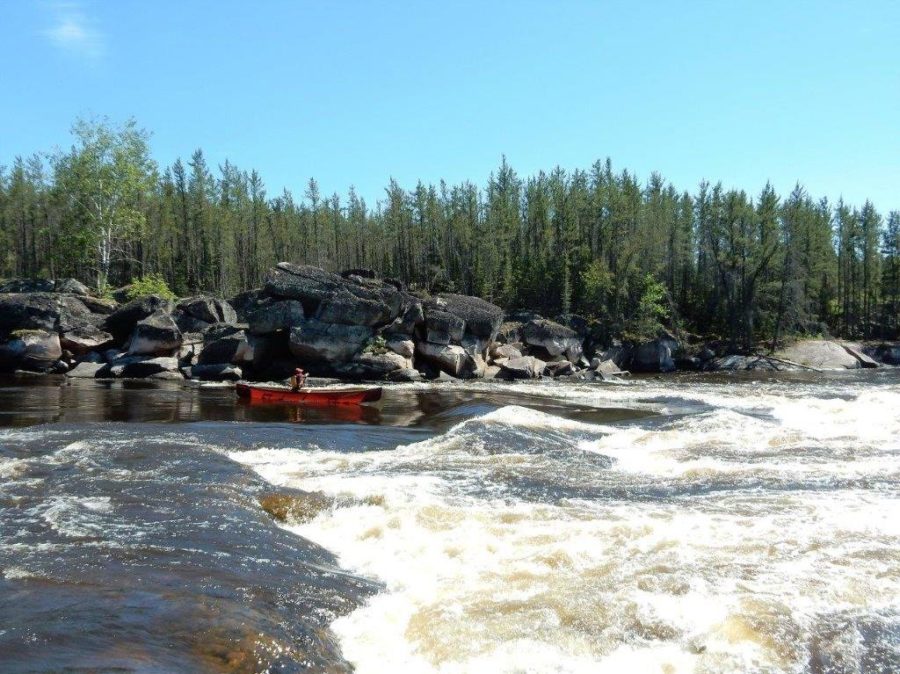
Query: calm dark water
1 372 898 673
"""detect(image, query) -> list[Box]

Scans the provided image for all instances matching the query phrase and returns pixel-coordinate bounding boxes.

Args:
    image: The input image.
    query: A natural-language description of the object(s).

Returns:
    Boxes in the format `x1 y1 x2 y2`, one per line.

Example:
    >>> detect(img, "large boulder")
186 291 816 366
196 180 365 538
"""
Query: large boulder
0 293 63 332
61 325 114 356
489 343 523 362
198 330 256 365
264 263 346 305
176 296 237 325
0 279 56 293
264 263 403 327
0 330 62 371
424 310 465 345
385 336 415 359
521 319 583 362
434 293 503 339
416 342 469 377
246 300 305 335
841 343 879 368
315 289 394 326
630 340 676 373
0 293 95 334
104 295 173 341
384 297 424 335
776 340 861 370
79 296 118 315
118 356 181 379
289 320 373 363
499 355 547 380
872 343 900 365
54 278 92 296
336 352 411 379
127 311 183 356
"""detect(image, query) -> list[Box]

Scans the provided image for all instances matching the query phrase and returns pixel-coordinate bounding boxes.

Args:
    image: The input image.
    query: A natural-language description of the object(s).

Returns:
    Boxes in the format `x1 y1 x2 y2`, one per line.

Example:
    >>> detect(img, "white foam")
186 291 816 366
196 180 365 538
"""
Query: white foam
231 379 900 673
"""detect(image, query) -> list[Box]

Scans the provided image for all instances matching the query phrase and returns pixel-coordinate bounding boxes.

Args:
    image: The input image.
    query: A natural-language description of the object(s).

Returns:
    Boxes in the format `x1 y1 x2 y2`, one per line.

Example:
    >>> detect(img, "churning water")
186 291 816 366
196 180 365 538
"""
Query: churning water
1 371 898 673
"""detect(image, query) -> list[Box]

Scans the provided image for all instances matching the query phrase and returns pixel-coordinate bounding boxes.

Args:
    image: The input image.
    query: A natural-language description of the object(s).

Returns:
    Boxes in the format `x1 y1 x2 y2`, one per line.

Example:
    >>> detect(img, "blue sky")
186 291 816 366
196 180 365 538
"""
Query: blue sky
1 1 898 213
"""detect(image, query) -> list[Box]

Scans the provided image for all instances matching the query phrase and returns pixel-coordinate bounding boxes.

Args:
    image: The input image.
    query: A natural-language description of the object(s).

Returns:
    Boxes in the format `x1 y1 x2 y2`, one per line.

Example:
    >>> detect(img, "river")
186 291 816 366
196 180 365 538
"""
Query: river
1 371 898 673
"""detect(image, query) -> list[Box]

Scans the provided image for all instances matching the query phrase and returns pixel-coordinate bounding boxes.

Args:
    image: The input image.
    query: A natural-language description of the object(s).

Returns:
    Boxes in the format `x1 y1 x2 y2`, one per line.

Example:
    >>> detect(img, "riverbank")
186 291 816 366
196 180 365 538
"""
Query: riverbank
1 266 898 387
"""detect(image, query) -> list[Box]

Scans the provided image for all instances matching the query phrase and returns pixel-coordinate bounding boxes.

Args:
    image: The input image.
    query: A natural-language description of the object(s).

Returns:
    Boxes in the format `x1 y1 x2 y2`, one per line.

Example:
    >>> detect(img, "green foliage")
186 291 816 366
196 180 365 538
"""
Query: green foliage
362 335 388 355
126 273 176 301
623 274 670 342
1 117 898 342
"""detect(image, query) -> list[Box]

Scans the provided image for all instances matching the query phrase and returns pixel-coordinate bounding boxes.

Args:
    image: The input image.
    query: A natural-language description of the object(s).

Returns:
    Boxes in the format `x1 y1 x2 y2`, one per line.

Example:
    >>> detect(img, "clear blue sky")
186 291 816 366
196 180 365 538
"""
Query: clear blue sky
1 1 898 213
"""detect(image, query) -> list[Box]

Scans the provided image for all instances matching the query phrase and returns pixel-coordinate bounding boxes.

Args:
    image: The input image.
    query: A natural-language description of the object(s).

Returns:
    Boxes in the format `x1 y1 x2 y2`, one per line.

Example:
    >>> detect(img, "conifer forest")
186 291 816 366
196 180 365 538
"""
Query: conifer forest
2 118 898 348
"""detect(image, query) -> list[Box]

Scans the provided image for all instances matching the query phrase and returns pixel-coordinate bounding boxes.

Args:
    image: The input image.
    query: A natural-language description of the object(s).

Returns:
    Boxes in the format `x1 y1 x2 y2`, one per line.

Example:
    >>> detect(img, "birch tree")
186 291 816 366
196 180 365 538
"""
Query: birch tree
53 117 156 292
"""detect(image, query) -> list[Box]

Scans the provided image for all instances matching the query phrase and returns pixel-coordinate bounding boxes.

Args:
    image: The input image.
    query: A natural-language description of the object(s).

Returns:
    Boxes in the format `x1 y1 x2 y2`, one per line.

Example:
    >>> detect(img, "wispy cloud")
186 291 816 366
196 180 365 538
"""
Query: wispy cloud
41 2 105 60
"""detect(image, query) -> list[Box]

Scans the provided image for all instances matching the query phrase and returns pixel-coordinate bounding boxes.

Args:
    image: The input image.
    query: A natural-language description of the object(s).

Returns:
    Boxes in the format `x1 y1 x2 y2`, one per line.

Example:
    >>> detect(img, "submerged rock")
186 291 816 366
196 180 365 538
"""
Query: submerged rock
258 492 332 523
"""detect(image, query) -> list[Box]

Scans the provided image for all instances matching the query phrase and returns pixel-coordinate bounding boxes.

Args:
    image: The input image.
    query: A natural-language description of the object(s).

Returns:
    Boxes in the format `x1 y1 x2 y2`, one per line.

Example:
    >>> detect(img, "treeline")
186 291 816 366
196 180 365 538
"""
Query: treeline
1 118 898 346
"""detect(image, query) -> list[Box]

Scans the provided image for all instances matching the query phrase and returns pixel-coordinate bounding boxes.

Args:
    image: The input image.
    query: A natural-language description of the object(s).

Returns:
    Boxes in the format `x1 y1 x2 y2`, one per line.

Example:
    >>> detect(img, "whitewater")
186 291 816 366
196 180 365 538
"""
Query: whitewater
233 374 900 673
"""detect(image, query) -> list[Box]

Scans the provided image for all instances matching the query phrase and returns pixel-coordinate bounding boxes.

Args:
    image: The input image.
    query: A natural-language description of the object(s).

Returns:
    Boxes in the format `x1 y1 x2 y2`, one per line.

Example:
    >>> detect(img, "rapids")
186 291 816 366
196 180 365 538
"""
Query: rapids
1 371 898 672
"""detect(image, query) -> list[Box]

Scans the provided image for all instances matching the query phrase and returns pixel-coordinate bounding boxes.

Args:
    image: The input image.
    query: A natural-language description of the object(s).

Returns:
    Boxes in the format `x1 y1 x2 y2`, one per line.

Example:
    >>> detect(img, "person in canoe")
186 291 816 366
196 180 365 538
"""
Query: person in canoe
290 367 307 391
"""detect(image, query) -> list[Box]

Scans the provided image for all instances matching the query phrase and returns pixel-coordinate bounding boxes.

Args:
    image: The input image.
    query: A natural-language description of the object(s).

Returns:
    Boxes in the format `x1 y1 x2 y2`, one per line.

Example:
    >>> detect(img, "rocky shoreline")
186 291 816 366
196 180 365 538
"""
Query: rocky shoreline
1 264 898 384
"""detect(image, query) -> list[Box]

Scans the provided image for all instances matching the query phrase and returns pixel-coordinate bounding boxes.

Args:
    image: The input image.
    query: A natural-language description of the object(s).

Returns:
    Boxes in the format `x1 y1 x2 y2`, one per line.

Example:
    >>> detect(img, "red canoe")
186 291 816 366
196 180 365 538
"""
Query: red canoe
235 383 382 406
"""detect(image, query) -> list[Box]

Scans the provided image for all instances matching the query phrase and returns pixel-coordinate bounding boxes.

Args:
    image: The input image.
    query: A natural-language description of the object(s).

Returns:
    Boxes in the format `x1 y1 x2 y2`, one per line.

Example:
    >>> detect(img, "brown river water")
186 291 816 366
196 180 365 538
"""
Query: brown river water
1 371 898 673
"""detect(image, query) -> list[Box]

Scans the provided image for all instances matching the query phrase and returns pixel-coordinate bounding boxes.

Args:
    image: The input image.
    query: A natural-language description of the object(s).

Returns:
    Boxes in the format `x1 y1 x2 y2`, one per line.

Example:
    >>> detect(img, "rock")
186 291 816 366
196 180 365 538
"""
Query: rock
229 289 265 322
489 343 522 362
776 340 861 370
630 340 676 373
499 355 547 379
66 362 104 378
104 295 173 341
0 293 65 332
54 278 92 296
119 356 180 378
78 296 118 315
337 351 410 379
289 320 373 363
416 342 469 376
433 293 504 339
78 351 104 364
545 360 575 377
315 289 393 326
675 356 702 371
594 359 624 377
385 336 415 358
484 365 502 379
127 311 183 356
703 355 784 371
0 279 57 293
258 492 332 523
521 319 584 362
387 368 424 382
246 300 305 335
171 309 211 334
0 330 62 371
460 334 489 357
424 310 465 345
265 263 402 324
872 343 900 365
198 330 255 365
60 325 114 356
385 298 424 335
176 296 237 325
496 321 523 344
190 363 243 381
841 343 879 368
